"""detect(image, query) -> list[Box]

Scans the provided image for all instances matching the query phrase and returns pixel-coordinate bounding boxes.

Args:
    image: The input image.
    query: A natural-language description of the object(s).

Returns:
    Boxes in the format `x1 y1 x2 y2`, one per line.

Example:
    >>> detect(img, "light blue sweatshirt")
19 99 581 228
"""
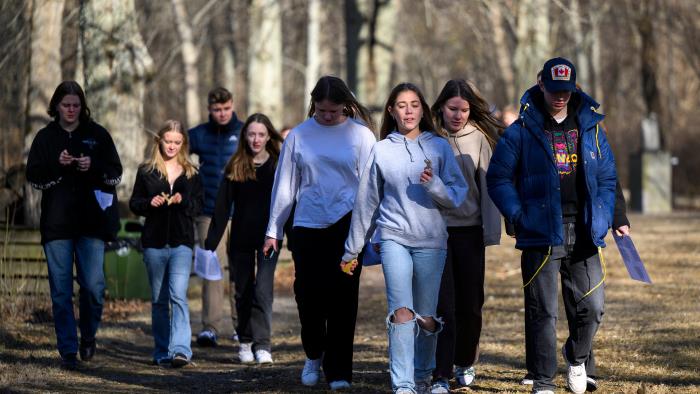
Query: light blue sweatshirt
342 131 468 262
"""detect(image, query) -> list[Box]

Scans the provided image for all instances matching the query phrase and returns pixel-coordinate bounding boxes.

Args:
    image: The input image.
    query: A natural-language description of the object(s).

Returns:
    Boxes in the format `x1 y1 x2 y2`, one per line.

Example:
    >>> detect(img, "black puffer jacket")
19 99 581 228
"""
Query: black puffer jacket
26 120 122 244
129 166 203 249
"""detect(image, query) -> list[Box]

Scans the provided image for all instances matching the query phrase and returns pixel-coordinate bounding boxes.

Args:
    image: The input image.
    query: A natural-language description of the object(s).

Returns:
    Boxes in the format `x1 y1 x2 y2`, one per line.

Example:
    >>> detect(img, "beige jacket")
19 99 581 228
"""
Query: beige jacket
441 123 501 246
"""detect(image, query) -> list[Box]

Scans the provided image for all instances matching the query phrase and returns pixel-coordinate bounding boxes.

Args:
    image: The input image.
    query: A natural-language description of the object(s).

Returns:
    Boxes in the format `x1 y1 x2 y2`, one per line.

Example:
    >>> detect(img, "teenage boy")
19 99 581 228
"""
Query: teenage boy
188 87 244 346
487 58 616 394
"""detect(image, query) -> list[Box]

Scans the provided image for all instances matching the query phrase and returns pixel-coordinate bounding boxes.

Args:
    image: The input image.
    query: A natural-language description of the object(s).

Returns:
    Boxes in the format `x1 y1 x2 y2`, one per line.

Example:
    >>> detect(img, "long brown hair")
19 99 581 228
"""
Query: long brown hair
431 79 503 149
379 82 438 140
144 120 198 179
225 113 283 182
307 76 374 130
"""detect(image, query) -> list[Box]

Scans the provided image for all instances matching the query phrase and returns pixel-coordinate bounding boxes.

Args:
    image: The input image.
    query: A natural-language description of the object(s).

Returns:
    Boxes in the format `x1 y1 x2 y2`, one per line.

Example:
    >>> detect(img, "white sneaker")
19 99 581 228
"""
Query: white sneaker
563 346 587 394
521 373 534 385
255 349 273 364
329 380 351 390
566 363 587 394
238 342 254 363
532 390 554 394
301 357 322 386
455 365 475 386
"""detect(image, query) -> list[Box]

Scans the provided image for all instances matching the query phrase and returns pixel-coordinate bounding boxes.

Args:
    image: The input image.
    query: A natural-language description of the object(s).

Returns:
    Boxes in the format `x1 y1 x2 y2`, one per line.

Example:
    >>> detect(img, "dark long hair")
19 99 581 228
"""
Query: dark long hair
225 113 283 182
307 76 374 130
379 82 437 140
47 81 91 124
432 79 503 148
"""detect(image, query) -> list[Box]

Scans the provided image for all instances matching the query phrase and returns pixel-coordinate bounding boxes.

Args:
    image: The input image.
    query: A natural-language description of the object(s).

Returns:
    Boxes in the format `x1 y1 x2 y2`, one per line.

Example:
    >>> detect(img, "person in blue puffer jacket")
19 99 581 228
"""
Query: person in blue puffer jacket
188 87 244 347
487 58 616 394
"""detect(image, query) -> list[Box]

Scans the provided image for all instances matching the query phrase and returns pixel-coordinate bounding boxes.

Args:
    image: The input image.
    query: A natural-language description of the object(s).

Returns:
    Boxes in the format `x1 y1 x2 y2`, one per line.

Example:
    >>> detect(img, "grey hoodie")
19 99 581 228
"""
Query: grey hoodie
342 131 468 262
442 123 502 246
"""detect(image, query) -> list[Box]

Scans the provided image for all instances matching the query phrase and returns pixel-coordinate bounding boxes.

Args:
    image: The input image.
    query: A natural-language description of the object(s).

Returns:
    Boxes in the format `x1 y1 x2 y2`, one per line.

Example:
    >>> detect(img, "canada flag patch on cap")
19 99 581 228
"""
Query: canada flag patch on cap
551 65 572 81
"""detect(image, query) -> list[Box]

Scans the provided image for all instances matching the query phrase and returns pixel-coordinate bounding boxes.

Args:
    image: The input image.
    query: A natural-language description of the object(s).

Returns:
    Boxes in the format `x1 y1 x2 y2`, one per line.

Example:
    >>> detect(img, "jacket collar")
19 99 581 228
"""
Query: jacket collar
207 112 240 133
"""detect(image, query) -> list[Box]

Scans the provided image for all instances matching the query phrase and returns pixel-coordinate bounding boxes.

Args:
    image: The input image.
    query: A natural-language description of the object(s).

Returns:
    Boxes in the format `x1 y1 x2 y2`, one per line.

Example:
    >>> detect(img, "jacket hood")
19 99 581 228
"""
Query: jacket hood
450 122 478 139
207 112 241 132
385 130 439 143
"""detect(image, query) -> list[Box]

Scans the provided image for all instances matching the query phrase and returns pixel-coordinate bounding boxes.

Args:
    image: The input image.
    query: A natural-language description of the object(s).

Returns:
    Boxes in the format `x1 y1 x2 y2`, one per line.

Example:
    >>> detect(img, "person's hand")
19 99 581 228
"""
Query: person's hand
75 155 91 171
614 225 630 237
150 194 167 207
59 150 74 166
340 259 359 275
263 237 278 257
419 167 433 184
169 192 182 204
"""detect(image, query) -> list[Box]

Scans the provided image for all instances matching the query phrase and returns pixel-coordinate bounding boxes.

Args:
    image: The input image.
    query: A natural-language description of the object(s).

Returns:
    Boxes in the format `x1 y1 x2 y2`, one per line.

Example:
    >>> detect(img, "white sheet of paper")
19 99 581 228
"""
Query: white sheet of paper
194 246 223 281
93 190 114 211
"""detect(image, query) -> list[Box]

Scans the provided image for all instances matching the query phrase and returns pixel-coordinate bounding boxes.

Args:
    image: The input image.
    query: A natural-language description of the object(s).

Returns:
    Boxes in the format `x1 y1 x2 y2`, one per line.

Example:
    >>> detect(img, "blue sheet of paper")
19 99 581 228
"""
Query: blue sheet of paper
613 234 651 284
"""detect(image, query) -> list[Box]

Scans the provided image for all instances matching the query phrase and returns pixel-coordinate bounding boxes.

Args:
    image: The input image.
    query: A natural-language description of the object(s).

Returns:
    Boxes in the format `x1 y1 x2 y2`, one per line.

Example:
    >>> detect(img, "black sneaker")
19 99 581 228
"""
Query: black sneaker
79 338 96 361
171 353 189 368
196 330 218 347
152 357 172 366
61 353 78 370
586 376 598 392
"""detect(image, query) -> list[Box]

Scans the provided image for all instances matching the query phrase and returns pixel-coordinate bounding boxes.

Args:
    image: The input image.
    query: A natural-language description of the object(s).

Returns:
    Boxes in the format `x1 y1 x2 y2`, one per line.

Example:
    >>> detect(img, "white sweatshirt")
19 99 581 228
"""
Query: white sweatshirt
266 117 376 239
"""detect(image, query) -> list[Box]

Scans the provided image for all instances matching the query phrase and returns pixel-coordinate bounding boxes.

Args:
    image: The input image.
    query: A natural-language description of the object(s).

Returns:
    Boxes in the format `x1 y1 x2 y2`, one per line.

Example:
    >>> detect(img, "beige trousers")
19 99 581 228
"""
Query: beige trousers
195 216 236 334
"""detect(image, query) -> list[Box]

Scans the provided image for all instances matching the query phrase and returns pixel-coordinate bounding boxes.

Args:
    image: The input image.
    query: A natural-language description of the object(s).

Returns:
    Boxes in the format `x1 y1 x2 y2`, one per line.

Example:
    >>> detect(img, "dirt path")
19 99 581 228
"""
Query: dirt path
2 212 700 393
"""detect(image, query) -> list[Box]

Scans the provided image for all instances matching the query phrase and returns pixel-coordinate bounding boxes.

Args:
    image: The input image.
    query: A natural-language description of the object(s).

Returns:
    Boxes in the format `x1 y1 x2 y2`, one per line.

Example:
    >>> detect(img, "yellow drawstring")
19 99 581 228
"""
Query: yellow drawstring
522 246 552 288
580 246 606 300
595 123 602 158
522 245 607 302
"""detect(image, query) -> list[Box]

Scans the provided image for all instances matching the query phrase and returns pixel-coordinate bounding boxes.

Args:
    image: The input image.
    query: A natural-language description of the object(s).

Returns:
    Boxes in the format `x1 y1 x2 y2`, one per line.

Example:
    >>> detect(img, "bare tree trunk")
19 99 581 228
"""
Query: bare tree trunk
486 0 516 105
171 0 200 128
305 0 321 109
80 0 154 201
26 0 64 151
248 0 283 126
570 0 590 88
23 0 65 227
513 0 549 96
356 0 397 111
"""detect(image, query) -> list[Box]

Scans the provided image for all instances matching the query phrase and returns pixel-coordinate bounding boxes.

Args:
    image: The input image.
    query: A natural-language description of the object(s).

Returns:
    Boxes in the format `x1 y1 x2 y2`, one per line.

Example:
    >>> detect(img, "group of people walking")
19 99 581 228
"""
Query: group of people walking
27 56 627 394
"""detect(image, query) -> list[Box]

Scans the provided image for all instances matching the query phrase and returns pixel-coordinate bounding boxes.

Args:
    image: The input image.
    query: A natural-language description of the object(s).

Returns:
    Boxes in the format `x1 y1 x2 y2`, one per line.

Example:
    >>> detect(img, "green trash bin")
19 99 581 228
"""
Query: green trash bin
104 219 151 300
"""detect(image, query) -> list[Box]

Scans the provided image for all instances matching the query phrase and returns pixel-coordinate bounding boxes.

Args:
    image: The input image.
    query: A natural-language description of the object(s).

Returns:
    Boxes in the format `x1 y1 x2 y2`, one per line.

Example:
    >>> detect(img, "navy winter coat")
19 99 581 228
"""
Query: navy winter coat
486 86 617 249
188 114 244 216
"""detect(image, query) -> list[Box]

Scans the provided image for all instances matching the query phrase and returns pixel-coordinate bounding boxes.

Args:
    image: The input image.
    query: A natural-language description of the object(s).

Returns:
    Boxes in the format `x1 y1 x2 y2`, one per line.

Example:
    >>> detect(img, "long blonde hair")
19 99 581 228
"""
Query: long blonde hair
143 119 198 179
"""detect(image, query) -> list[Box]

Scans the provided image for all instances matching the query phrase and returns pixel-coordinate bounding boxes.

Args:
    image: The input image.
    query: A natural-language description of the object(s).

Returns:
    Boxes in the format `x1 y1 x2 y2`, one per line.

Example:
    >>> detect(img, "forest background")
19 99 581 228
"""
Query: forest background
1 0 699 221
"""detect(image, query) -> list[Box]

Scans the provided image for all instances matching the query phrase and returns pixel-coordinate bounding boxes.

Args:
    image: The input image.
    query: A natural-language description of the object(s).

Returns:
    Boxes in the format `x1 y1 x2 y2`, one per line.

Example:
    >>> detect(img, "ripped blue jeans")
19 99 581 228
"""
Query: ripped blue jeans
381 240 446 393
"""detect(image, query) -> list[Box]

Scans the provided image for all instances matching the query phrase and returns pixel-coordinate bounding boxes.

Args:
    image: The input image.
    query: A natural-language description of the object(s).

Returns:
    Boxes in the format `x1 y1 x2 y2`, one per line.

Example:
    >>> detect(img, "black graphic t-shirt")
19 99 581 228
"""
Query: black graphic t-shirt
544 114 582 220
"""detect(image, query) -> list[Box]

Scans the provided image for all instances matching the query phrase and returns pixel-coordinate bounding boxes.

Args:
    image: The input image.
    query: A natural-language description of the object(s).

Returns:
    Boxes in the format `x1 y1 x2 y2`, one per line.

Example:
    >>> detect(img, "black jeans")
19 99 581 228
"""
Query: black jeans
292 212 362 383
433 226 485 380
521 222 605 391
230 248 279 351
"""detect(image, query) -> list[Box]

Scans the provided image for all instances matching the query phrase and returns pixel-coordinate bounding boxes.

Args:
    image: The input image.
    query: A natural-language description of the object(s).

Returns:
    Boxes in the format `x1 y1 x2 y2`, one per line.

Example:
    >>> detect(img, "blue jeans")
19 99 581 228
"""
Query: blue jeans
380 240 446 393
43 237 105 358
143 246 193 361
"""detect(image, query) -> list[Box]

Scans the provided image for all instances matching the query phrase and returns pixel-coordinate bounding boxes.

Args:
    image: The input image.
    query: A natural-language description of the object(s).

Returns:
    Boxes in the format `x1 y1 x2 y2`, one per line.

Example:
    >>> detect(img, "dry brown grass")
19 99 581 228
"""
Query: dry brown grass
1 212 698 393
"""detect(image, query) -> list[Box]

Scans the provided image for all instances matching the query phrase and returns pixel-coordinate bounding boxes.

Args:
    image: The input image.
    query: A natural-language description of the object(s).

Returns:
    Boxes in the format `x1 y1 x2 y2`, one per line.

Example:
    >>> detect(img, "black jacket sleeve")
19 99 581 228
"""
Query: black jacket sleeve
129 168 153 217
204 178 235 251
26 130 64 190
86 123 122 188
612 180 630 229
